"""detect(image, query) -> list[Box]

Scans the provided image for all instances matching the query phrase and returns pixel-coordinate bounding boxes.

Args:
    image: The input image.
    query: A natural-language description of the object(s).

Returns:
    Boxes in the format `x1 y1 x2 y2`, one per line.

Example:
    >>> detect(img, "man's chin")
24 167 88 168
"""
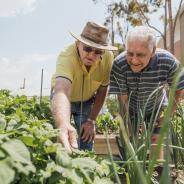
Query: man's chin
85 61 93 66
131 67 142 73
85 63 92 66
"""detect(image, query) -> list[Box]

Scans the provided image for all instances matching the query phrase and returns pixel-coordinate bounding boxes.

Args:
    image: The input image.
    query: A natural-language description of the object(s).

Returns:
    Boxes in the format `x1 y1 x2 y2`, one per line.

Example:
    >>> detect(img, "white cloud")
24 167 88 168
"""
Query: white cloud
0 0 39 17
0 53 57 96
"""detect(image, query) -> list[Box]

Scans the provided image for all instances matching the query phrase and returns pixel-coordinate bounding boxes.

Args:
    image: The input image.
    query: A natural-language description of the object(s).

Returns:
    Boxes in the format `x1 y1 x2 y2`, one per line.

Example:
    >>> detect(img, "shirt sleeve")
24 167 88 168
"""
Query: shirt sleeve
55 52 74 83
51 73 56 88
167 56 184 90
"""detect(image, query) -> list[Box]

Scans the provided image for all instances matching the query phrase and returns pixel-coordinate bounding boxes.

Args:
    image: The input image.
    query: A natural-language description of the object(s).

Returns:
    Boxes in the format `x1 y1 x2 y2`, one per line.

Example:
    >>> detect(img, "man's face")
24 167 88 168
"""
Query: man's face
126 40 155 72
77 42 104 66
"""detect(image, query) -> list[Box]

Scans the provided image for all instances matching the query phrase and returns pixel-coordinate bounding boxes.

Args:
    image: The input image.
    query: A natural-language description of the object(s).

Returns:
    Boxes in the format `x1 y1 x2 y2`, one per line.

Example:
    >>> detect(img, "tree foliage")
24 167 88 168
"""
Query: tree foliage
92 0 184 54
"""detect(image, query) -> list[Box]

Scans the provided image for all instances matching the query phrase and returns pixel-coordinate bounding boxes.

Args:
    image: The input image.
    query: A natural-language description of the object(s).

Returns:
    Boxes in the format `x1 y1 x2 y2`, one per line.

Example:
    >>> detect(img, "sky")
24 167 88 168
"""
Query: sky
0 0 110 96
0 0 181 96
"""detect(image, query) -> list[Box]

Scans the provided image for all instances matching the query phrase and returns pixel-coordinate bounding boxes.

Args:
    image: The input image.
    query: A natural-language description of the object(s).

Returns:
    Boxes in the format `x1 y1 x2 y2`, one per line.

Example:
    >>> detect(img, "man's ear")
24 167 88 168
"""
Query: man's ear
76 41 80 47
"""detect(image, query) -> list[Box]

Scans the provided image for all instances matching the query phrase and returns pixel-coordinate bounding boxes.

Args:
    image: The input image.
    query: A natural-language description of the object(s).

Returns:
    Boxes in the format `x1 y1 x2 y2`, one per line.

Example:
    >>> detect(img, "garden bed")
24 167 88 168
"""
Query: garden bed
94 134 119 155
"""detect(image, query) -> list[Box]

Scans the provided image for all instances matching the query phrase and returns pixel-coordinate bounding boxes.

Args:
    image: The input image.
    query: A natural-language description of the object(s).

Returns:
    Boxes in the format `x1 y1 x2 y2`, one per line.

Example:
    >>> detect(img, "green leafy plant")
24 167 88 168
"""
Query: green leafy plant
170 102 184 170
114 69 184 184
0 89 116 184
96 112 120 134
106 95 119 117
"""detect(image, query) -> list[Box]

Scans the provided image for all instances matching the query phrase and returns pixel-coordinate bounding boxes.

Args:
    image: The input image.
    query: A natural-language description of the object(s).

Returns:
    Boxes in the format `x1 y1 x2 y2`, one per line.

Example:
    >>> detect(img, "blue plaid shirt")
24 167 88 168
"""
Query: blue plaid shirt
109 48 184 115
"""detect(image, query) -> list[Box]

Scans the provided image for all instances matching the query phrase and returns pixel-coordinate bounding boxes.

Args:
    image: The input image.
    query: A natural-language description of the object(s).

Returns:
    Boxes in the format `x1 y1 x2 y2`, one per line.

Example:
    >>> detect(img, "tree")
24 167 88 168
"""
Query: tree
131 0 183 54
167 0 183 54
92 0 164 46
92 0 184 54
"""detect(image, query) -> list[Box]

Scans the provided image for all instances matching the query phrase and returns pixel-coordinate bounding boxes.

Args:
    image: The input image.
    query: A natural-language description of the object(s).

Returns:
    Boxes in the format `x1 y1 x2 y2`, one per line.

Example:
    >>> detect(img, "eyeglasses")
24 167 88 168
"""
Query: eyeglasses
83 45 105 55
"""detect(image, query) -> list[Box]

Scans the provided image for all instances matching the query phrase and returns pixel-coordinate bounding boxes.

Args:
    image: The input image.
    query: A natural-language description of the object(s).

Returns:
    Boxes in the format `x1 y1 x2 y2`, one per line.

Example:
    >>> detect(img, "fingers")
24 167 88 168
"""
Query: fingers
81 124 88 139
81 123 95 143
151 134 160 143
68 126 78 149
83 133 94 143
58 132 72 153
88 133 95 143
58 125 78 152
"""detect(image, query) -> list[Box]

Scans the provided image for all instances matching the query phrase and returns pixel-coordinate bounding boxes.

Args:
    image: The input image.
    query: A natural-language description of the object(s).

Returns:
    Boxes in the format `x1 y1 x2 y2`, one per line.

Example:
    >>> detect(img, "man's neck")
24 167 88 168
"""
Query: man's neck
85 65 91 72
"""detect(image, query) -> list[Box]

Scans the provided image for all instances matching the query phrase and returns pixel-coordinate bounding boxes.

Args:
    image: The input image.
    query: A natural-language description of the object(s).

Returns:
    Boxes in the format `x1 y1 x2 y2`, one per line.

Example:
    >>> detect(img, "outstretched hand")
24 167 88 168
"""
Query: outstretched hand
58 124 78 152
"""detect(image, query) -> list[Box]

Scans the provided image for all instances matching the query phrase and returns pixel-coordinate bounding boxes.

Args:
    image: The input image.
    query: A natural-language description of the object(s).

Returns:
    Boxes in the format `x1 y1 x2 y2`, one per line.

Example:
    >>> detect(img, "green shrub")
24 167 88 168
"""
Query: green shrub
0 89 115 184
96 112 120 134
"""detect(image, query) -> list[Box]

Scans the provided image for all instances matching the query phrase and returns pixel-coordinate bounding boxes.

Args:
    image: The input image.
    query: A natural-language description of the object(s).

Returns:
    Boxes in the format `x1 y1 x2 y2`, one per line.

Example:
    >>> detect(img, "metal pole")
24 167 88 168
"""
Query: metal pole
20 78 26 89
23 78 26 89
40 68 44 104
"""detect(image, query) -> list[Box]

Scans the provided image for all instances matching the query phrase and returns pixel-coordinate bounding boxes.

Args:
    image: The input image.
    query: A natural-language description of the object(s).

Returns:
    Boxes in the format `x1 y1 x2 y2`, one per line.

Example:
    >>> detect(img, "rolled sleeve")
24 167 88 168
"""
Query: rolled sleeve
55 54 74 82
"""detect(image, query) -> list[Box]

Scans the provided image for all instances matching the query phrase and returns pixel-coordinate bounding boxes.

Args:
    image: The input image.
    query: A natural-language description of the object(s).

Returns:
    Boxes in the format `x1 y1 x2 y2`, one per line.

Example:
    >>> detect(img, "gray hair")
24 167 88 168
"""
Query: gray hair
126 26 156 50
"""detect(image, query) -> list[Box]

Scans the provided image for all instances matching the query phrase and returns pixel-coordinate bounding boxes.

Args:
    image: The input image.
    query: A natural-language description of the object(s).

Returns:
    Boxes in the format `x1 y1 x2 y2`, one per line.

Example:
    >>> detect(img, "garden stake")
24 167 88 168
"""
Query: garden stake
79 73 84 149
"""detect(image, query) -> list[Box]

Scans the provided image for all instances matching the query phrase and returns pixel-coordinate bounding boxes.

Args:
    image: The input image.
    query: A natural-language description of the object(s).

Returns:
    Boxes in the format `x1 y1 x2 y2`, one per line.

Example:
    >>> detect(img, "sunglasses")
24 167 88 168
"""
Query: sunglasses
83 45 105 55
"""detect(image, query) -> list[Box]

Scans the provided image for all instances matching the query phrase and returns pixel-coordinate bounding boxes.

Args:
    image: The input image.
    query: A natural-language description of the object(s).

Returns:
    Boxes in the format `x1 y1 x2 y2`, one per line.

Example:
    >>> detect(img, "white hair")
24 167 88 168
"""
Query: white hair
126 26 156 50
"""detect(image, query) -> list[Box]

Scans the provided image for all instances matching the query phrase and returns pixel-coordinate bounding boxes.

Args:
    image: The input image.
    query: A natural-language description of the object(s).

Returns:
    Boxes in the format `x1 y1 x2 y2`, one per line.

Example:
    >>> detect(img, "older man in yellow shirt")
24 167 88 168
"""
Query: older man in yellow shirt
51 22 117 152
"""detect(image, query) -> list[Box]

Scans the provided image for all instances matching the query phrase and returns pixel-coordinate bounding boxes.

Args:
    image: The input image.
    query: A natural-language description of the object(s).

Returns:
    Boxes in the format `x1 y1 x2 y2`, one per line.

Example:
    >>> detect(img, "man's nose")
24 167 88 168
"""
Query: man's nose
131 55 139 64
88 51 98 58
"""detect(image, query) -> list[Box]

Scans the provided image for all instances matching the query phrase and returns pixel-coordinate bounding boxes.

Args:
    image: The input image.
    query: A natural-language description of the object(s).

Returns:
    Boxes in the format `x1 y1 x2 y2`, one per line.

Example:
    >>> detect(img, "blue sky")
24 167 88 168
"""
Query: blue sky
0 0 108 95
0 0 181 96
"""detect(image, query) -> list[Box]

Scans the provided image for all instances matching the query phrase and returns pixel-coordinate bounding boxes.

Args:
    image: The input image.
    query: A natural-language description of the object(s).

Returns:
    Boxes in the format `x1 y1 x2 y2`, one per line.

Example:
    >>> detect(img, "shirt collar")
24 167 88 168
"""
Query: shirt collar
144 54 158 71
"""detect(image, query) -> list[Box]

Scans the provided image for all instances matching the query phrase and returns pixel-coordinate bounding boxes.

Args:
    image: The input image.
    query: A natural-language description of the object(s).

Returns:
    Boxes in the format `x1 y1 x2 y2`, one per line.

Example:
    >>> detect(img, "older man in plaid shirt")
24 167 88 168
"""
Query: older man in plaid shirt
109 26 184 159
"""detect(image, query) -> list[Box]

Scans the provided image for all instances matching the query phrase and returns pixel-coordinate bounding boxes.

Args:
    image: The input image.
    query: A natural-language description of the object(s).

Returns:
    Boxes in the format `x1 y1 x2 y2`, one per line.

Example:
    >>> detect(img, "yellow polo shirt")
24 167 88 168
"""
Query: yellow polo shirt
55 42 114 102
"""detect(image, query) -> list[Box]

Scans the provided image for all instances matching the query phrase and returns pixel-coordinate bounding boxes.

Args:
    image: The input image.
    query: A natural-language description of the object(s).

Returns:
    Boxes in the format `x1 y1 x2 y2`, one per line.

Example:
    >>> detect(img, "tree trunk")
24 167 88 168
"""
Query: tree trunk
163 0 167 49
111 14 114 46
167 0 174 54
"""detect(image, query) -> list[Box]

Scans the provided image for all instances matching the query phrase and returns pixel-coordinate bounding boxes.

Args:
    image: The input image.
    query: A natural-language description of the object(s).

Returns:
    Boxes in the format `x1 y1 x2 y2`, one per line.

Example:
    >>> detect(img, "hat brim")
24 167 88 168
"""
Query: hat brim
70 31 118 51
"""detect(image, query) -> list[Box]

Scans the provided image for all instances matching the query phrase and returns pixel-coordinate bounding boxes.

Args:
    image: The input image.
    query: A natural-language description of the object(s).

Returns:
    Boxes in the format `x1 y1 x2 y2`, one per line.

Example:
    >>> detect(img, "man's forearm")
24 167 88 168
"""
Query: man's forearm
52 92 71 128
118 95 132 134
88 86 108 120
118 95 129 119
172 89 184 115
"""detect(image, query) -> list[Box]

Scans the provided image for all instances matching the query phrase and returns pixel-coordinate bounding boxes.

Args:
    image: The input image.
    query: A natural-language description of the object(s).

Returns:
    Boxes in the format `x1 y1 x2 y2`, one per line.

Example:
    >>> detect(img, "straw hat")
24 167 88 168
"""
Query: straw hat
70 21 118 51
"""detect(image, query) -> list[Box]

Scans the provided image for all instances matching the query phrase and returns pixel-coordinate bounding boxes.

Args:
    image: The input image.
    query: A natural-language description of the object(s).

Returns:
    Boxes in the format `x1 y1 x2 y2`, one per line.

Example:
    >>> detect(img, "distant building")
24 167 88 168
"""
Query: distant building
157 4 184 64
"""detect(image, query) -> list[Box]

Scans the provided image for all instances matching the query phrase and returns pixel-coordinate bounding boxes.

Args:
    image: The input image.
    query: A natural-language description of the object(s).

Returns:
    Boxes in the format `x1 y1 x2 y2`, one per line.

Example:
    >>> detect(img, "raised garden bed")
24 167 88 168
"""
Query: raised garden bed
94 134 119 155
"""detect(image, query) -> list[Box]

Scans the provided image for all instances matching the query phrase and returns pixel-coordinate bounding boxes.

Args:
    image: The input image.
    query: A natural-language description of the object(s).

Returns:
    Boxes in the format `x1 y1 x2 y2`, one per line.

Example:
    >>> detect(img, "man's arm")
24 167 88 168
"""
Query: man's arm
172 89 184 114
81 86 108 143
51 77 78 151
118 95 129 119
118 94 132 136
89 86 108 120
154 89 184 129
